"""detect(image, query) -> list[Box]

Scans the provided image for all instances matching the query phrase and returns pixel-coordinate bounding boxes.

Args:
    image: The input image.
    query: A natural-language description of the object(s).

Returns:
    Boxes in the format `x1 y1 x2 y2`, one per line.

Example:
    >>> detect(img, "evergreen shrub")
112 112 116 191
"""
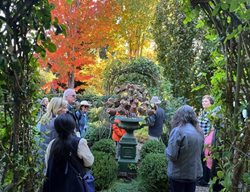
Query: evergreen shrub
140 140 165 160
85 123 111 147
138 153 168 192
91 139 115 156
92 151 118 191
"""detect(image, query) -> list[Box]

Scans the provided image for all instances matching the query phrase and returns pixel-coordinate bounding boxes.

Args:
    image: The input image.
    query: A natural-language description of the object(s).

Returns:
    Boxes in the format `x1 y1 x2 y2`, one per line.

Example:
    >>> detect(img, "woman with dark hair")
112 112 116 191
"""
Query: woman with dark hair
166 105 204 192
43 113 94 192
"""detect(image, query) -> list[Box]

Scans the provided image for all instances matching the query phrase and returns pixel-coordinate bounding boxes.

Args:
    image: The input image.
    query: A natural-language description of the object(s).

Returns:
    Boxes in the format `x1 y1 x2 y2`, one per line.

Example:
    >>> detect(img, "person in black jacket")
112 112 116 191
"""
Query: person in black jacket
147 96 166 141
43 113 94 192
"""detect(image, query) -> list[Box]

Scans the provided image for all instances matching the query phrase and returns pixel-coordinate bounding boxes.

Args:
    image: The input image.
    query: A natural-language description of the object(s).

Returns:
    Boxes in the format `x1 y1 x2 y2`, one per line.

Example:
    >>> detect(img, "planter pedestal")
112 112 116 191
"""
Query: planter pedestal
116 116 144 175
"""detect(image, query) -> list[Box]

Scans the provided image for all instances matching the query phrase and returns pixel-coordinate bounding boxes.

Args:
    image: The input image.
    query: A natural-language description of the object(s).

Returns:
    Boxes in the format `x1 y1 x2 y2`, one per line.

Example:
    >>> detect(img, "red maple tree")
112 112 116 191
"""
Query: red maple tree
39 0 119 91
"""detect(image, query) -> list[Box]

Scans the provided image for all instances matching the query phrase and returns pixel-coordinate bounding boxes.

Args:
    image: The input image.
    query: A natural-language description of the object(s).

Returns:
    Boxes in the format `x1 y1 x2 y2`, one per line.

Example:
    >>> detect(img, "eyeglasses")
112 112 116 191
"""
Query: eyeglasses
83 105 89 108
70 95 76 98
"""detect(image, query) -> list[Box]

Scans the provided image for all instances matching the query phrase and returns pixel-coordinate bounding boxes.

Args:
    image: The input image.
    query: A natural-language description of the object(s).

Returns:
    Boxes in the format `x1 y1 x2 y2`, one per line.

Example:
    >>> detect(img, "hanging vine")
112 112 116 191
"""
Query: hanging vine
0 1 61 190
184 0 250 191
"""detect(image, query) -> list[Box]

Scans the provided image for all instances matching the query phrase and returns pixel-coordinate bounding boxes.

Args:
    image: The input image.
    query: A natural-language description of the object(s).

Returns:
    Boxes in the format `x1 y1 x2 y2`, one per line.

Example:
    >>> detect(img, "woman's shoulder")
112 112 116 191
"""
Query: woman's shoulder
170 126 182 136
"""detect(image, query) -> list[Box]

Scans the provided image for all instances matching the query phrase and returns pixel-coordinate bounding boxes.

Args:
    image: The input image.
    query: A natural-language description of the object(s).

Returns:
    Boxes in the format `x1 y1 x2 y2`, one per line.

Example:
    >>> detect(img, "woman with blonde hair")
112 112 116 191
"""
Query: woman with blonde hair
39 97 68 153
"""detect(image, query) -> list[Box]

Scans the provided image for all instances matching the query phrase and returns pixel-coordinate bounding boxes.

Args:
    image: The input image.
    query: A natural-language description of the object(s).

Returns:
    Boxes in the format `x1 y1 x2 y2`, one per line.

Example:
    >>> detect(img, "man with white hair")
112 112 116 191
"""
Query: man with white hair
147 96 166 141
63 88 80 136
63 88 76 111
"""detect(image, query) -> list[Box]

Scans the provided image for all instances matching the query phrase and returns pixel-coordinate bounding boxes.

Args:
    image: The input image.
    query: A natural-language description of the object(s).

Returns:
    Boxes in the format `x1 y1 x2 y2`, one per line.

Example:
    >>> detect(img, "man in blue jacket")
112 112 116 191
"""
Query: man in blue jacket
147 96 166 141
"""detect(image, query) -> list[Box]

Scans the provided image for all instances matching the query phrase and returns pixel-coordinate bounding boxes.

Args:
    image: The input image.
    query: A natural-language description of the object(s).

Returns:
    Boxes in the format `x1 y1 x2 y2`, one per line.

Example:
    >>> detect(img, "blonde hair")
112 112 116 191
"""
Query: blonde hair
40 97 68 125
40 97 49 105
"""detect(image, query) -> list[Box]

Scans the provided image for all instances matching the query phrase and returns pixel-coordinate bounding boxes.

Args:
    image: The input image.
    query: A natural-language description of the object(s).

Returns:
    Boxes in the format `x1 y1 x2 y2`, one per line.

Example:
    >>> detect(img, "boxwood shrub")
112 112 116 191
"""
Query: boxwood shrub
138 153 168 192
91 139 115 156
92 151 118 191
140 140 165 160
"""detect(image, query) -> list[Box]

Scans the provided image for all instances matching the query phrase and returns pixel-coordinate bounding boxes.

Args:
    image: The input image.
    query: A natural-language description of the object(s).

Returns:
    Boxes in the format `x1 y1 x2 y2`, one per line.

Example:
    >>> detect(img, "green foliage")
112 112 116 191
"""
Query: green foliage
161 95 186 138
77 93 107 108
92 151 118 191
135 127 148 143
243 172 250 185
106 179 146 192
0 0 65 189
91 139 115 156
89 107 105 122
183 0 250 190
140 140 165 160
153 0 195 98
138 153 168 192
85 123 111 147
104 58 161 95
153 0 215 108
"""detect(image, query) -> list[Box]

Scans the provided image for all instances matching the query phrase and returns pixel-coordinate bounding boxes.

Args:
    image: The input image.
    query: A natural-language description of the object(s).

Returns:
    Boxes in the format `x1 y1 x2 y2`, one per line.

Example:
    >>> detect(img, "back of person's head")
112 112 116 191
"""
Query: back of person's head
40 97 68 124
54 113 76 140
150 96 161 105
202 95 214 105
171 105 200 132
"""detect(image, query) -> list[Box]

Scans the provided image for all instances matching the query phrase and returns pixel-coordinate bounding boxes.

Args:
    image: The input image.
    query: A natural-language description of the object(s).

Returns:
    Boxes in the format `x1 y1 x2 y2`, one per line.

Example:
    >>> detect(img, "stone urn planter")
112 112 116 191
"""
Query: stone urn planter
115 116 146 175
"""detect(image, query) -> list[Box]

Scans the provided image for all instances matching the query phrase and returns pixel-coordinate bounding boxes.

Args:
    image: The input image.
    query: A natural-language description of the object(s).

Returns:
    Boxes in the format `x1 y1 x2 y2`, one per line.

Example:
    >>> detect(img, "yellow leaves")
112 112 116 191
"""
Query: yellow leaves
79 59 108 95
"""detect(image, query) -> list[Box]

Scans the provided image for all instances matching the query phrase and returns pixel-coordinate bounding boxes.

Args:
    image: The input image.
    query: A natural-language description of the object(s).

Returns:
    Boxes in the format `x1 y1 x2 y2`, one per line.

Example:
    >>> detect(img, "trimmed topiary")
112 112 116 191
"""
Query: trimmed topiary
138 153 168 192
91 139 115 156
92 151 118 191
140 140 165 160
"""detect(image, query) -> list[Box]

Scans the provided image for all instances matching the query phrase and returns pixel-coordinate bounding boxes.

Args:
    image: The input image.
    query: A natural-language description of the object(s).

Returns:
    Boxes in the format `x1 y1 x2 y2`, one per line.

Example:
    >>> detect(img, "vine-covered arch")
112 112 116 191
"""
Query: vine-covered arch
104 58 161 95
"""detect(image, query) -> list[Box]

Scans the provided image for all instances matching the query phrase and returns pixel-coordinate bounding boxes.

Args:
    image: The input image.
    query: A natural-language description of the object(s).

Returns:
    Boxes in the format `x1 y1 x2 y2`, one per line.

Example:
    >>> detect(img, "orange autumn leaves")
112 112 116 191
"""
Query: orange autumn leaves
39 0 119 91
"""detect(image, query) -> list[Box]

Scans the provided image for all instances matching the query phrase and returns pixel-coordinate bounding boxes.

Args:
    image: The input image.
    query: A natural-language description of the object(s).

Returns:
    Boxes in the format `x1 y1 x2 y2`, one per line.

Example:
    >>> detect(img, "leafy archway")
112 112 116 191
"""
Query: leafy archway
104 58 161 95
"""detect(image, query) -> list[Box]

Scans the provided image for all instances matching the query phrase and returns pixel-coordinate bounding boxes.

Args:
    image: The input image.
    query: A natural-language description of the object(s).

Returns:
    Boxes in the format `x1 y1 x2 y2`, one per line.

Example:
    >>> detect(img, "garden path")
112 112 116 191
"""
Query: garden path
196 186 209 192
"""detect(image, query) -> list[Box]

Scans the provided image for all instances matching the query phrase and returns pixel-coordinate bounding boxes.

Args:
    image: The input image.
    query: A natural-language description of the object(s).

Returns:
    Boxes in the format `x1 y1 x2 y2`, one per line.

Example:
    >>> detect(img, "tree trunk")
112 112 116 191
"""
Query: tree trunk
68 71 75 88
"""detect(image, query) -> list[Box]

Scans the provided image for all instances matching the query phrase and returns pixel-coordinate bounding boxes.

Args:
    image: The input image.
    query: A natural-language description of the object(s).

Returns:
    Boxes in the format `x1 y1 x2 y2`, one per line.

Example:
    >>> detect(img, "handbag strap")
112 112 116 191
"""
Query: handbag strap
65 136 90 192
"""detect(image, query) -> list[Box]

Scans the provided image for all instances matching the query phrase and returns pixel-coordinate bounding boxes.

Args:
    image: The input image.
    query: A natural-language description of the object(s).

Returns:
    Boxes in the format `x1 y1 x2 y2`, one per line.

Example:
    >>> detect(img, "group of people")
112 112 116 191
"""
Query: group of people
37 89 218 192
37 89 94 192
166 95 219 192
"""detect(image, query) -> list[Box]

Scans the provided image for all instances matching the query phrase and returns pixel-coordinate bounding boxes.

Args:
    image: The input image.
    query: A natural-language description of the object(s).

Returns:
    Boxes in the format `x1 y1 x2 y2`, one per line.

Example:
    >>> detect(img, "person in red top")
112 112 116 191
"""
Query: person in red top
112 109 126 159
112 117 126 142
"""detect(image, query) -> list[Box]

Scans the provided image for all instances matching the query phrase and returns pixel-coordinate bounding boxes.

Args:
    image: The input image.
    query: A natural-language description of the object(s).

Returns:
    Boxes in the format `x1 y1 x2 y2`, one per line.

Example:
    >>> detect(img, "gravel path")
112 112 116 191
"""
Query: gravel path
196 186 209 192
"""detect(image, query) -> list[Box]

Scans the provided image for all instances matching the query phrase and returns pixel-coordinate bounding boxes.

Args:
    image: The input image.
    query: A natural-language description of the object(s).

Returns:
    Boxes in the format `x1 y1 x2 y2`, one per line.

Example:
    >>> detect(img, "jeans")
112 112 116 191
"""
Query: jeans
169 178 196 192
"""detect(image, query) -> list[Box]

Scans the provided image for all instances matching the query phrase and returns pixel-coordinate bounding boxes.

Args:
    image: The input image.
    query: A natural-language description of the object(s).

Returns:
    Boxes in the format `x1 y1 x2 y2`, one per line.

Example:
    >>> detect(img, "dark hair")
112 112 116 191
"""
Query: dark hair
171 105 202 133
51 113 76 159
202 95 214 105
54 113 76 140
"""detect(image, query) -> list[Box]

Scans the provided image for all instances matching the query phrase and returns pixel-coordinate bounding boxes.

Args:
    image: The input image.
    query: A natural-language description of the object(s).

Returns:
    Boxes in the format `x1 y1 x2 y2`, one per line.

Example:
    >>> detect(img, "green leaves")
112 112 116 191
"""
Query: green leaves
195 20 204 29
46 42 56 52
224 24 243 43
66 0 73 5
191 84 205 92
243 172 250 184
34 45 46 57
217 170 224 179
229 0 238 12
